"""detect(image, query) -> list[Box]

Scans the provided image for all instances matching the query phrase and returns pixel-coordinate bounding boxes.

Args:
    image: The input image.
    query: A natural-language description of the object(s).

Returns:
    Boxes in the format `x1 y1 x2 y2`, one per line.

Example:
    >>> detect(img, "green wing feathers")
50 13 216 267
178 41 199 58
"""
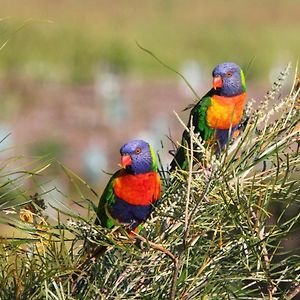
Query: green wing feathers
170 92 214 171
192 96 214 141
96 170 122 228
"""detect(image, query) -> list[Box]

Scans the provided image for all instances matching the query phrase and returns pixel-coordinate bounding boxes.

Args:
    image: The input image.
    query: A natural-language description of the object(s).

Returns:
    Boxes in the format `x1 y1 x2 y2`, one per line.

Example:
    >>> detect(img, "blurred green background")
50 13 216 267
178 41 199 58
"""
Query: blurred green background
0 0 299 197
0 0 299 81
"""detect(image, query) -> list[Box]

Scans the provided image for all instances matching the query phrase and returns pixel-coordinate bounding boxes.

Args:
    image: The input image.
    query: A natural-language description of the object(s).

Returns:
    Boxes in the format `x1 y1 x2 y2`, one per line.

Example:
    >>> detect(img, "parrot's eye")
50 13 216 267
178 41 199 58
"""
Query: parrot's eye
226 71 233 77
134 147 141 154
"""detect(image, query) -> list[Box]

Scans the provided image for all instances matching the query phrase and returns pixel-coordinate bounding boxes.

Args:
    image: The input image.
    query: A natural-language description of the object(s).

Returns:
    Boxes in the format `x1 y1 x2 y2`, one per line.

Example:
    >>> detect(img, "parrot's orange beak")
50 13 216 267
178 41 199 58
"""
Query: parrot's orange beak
213 75 223 90
121 154 132 168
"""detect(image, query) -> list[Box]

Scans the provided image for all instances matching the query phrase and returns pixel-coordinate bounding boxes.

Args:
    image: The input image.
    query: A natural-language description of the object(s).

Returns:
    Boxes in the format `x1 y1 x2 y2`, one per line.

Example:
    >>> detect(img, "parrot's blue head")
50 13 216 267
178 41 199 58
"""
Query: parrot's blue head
212 62 246 97
120 139 157 175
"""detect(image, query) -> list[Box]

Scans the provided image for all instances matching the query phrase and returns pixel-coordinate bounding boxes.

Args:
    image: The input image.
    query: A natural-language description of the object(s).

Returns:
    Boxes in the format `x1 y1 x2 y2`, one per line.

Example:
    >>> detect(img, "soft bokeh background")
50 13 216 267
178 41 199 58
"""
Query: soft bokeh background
0 0 299 203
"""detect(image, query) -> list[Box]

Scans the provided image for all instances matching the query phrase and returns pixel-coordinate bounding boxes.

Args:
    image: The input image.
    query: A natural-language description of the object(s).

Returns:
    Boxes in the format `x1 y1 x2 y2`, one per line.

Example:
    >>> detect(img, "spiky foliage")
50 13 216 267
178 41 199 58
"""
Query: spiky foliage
0 65 299 300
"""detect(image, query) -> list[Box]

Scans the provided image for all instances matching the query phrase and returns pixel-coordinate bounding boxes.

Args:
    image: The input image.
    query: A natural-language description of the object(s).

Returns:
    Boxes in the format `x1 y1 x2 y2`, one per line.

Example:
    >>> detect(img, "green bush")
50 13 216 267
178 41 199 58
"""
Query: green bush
0 65 299 299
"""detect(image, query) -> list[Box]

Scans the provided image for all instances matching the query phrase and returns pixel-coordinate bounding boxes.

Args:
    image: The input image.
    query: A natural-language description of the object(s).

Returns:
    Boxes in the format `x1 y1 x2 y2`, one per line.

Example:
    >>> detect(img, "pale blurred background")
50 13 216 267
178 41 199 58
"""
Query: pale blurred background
0 0 299 202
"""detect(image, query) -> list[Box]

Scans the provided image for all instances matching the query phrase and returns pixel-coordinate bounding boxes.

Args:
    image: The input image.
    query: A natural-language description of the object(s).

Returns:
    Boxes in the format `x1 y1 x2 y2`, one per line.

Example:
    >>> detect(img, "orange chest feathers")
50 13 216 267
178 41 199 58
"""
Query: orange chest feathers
207 93 246 129
113 172 161 206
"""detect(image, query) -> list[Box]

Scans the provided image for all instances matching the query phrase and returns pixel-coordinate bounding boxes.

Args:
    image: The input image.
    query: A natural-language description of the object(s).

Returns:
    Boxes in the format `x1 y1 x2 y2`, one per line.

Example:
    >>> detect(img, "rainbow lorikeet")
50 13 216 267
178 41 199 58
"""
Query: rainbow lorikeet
72 140 161 288
170 62 247 171
96 139 161 234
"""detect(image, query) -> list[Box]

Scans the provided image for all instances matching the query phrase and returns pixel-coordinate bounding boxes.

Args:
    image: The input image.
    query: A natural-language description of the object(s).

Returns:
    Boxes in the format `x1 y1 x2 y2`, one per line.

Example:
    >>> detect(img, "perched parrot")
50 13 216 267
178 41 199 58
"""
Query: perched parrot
72 140 161 289
170 62 247 171
96 139 161 234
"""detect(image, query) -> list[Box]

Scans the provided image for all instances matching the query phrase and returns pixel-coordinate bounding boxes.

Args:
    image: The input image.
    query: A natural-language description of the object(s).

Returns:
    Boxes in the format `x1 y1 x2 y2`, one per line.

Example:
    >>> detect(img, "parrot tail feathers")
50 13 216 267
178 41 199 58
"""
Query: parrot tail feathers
169 146 186 172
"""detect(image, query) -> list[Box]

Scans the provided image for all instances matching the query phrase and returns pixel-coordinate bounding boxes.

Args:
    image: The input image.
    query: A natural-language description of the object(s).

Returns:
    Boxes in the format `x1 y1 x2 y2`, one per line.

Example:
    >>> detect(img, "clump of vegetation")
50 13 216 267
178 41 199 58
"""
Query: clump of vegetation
0 64 299 299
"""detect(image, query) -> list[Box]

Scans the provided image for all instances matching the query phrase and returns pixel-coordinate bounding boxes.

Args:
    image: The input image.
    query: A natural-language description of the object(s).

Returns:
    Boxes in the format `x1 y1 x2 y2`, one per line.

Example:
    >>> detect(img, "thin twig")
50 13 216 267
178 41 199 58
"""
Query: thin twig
184 116 194 242
136 41 200 101
286 284 300 300
169 256 182 300
251 193 274 299
133 233 177 264
170 117 196 300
